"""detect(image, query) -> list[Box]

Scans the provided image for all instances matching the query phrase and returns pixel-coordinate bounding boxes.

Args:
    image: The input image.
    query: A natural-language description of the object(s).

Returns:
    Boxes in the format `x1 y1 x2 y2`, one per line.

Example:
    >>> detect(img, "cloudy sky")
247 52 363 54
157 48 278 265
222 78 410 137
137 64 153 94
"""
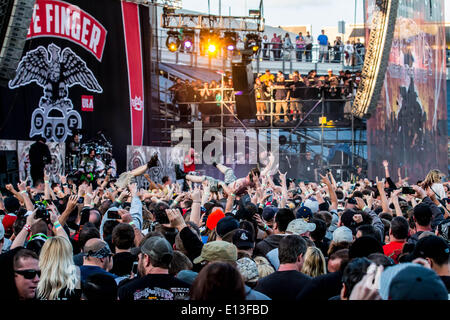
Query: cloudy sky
180 0 450 36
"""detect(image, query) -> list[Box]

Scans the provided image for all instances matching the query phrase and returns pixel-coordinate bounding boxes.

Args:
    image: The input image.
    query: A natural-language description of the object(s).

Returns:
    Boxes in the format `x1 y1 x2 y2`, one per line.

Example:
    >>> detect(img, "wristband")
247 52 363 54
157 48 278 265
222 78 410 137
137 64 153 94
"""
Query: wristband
362 206 368 211
20 190 27 194
231 193 236 198
173 200 178 206
129 221 135 226
24 224 31 232
53 221 62 229
45 180 50 184
116 199 122 204
263 224 269 231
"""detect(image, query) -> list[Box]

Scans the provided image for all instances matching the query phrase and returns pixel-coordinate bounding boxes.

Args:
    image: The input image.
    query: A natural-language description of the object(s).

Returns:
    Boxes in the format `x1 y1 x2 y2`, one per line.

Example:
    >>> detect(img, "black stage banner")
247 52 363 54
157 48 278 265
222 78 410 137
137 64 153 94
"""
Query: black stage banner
0 0 153 171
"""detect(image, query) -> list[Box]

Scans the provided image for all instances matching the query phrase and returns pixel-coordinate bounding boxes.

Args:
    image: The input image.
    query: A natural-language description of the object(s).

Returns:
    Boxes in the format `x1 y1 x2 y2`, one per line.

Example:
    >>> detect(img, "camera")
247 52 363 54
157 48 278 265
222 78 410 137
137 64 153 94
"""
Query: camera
35 201 49 221
401 187 416 195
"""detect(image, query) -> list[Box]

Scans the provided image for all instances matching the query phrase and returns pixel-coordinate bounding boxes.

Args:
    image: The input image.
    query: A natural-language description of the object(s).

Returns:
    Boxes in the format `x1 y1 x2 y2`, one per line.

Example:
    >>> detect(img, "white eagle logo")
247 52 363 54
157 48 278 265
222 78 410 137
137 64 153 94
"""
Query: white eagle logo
9 43 103 142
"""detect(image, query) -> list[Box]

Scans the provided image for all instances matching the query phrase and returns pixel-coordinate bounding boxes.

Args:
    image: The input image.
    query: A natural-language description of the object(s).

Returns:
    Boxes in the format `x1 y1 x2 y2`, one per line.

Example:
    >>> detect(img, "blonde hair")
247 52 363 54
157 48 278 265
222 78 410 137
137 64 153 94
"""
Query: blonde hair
253 256 275 277
301 246 327 277
37 236 79 300
422 169 443 190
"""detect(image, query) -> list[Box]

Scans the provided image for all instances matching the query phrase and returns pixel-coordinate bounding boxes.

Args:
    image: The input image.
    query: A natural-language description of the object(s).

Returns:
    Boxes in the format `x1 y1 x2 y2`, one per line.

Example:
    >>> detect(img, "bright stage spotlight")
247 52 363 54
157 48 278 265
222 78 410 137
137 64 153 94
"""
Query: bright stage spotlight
245 33 261 55
166 30 181 52
200 30 221 56
207 43 217 54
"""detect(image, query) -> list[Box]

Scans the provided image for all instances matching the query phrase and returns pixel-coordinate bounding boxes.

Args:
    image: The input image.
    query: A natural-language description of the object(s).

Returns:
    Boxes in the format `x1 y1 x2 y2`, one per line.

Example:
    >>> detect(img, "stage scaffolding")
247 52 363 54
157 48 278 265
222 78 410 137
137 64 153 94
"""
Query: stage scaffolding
150 78 367 181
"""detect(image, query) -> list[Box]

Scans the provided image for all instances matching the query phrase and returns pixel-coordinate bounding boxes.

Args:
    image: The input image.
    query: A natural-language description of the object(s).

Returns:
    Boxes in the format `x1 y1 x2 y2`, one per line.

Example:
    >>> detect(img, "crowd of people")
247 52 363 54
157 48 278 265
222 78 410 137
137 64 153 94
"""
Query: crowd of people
261 31 365 65
0 150 449 301
169 69 361 124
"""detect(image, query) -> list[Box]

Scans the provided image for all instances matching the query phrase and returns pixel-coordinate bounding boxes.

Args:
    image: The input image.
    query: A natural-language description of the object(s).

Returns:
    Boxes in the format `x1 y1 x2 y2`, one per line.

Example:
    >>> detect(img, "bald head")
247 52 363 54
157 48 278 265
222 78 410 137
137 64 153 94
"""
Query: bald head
84 238 107 253
82 238 113 271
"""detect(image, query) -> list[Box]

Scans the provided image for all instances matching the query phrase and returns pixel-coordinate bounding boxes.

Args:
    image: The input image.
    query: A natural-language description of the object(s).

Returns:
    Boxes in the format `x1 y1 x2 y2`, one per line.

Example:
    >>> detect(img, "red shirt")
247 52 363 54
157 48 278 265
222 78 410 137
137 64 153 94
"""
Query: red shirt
183 154 195 173
383 241 405 264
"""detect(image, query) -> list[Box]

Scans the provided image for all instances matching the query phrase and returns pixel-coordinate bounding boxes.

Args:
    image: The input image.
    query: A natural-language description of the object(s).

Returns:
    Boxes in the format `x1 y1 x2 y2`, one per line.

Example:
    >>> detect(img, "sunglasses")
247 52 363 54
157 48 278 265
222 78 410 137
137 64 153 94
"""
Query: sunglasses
15 269 41 279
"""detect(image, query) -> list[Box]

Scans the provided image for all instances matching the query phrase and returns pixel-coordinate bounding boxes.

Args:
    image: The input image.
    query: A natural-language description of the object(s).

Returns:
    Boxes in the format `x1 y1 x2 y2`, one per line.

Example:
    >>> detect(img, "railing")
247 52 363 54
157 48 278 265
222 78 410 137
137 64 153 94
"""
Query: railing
162 86 360 128
157 32 365 73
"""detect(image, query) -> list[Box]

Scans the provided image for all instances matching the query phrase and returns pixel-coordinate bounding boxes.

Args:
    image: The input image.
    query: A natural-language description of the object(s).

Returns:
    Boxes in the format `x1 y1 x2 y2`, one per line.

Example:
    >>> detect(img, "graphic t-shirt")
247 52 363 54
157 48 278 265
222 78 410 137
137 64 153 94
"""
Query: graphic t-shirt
118 274 190 300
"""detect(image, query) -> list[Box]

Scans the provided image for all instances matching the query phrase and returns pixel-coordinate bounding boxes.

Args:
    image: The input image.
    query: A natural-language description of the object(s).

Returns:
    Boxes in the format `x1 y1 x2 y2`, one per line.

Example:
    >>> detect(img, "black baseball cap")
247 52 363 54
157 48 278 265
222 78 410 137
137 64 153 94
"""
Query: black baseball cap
413 235 450 263
216 216 239 238
232 229 254 250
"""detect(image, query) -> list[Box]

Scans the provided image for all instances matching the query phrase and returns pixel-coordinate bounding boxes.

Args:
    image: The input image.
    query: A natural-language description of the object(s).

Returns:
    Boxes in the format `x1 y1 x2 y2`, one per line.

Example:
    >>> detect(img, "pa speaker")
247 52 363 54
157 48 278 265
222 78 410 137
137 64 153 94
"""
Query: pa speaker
235 90 257 119
0 0 35 86
231 61 254 91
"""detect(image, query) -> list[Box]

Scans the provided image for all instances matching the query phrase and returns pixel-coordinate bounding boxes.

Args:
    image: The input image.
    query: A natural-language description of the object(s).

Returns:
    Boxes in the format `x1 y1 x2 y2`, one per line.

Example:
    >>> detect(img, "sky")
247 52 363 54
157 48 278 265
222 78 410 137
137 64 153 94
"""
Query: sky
180 0 450 36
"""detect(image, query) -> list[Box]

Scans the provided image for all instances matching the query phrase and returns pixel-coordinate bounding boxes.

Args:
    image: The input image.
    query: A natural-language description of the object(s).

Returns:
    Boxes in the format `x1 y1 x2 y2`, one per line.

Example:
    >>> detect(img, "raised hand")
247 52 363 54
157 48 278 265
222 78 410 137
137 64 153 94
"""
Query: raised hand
412 185 427 199
354 197 366 210
382 160 388 168
65 195 79 212
17 180 27 192
165 208 187 231
318 174 329 186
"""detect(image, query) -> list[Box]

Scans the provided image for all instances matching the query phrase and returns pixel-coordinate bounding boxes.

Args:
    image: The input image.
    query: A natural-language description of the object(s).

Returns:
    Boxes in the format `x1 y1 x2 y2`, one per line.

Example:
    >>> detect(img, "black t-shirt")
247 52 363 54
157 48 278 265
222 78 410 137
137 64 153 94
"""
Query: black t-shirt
111 252 137 276
296 271 343 300
440 276 450 293
289 81 306 99
118 274 190 300
254 270 312 300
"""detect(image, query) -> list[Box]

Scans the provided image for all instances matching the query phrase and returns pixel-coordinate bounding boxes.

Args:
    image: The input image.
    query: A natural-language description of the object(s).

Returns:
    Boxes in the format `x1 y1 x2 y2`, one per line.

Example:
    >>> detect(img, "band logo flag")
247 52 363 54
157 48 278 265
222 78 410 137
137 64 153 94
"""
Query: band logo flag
121 1 145 146
27 0 107 60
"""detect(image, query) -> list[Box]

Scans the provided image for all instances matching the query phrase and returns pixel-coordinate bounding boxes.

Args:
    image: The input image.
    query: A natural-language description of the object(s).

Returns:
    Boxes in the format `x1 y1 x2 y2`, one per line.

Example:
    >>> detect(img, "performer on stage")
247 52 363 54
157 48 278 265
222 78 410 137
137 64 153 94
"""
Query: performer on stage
66 130 81 171
29 137 51 186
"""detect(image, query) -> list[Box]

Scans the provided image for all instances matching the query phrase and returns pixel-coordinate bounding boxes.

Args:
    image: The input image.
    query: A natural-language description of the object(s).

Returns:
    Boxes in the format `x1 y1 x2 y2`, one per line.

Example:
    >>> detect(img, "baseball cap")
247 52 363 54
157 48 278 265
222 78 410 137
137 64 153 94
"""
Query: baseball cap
176 270 198 285
141 236 173 265
296 206 313 221
388 265 448 300
232 229 254 250
413 235 450 262
332 226 353 243
262 206 278 221
193 240 238 264
236 257 259 283
286 218 316 236
206 209 225 230
2 213 17 231
304 198 319 214
216 216 239 238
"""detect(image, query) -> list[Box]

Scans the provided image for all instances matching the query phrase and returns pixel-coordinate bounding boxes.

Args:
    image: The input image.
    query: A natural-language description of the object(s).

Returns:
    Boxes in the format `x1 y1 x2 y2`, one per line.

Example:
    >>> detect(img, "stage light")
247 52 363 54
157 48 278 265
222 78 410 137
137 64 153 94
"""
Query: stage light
200 30 221 56
245 33 261 55
223 31 237 51
181 29 195 51
208 43 217 54
166 30 181 52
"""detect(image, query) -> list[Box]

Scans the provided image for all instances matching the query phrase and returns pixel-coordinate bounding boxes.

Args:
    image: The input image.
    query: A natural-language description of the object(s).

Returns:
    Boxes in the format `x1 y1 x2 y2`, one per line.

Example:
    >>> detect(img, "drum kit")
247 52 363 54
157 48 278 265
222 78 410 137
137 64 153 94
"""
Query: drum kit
66 134 115 179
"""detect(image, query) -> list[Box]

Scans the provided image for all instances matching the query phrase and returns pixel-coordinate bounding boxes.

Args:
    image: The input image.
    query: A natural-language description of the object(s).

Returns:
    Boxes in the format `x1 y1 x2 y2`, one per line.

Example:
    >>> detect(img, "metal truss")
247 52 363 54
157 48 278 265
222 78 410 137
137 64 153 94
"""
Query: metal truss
122 0 183 9
352 0 399 119
161 12 264 32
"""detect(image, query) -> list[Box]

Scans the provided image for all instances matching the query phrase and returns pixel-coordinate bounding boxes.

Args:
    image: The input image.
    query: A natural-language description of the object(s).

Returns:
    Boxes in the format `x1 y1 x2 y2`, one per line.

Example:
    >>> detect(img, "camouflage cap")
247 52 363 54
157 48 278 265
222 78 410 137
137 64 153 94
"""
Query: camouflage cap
193 240 238 264
236 257 259 282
